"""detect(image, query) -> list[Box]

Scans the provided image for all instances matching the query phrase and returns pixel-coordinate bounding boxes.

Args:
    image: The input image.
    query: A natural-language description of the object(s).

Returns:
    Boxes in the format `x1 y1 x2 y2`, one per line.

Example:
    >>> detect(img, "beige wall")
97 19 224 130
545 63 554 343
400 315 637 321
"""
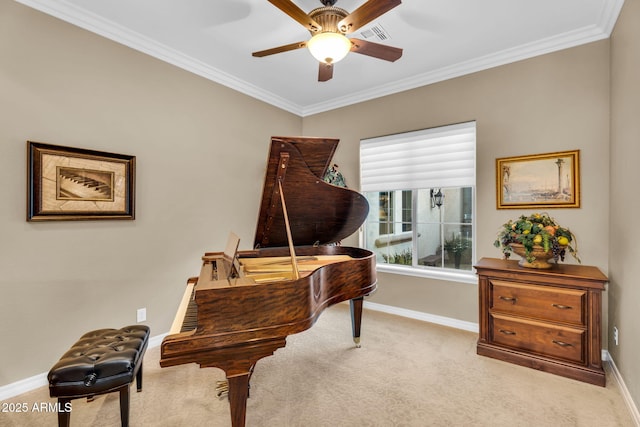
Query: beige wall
0 1 301 386
2 0 636 414
610 0 640 410
303 41 611 324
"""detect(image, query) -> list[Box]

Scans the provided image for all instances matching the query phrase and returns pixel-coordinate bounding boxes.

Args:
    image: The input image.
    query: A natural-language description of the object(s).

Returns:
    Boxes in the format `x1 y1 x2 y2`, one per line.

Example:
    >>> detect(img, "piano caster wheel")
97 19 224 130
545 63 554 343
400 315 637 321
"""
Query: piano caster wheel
354 337 361 348
215 380 229 399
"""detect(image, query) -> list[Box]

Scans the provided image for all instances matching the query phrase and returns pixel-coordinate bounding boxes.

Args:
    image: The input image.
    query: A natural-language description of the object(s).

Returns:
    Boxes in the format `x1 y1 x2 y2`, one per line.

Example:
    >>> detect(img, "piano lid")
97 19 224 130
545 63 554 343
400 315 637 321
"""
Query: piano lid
254 136 369 249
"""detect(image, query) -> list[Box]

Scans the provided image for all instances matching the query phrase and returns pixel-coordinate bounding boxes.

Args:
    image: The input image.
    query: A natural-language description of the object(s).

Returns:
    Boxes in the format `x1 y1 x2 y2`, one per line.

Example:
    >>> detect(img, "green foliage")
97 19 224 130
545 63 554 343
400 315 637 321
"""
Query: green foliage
444 234 471 254
382 249 412 265
323 164 347 187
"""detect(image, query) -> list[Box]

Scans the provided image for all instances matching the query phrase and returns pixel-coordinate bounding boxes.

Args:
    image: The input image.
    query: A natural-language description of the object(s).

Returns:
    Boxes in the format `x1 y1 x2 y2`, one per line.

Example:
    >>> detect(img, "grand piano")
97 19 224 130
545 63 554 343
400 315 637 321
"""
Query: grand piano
160 136 377 427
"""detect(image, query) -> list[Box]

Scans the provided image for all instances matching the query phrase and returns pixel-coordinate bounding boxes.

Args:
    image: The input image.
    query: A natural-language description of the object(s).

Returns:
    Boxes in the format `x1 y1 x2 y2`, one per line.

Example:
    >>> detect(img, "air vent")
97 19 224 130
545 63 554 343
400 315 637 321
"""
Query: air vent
358 23 391 41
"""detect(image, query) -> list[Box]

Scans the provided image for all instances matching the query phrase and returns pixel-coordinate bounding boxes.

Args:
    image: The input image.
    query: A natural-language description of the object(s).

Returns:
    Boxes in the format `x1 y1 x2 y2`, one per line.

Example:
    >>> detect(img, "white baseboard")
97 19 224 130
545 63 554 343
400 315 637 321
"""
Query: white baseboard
2 309 639 427
0 333 166 401
148 332 166 349
363 301 479 333
364 301 639 427
604 350 640 426
0 372 48 401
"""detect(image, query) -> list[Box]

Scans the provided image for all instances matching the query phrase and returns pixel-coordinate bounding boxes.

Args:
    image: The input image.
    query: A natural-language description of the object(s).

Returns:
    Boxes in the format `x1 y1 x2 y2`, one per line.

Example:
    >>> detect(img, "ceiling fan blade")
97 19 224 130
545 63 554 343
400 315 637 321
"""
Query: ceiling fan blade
350 38 402 62
252 41 307 57
268 0 321 32
338 0 401 34
318 63 334 82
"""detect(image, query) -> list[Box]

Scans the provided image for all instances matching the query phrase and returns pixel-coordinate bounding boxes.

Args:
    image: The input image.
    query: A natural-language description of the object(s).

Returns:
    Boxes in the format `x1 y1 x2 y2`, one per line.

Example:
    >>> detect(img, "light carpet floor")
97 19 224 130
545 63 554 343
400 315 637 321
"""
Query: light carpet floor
1 303 636 426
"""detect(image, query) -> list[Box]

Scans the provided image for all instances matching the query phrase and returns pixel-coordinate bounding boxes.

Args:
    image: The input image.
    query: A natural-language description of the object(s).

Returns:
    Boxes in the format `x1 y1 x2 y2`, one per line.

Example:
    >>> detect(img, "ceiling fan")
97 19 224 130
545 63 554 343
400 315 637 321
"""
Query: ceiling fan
252 0 403 82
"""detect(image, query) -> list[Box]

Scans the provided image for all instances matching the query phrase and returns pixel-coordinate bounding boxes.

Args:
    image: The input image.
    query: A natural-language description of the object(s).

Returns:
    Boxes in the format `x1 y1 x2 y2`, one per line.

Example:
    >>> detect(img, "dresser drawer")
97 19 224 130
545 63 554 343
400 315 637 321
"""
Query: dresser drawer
490 313 585 364
490 280 585 325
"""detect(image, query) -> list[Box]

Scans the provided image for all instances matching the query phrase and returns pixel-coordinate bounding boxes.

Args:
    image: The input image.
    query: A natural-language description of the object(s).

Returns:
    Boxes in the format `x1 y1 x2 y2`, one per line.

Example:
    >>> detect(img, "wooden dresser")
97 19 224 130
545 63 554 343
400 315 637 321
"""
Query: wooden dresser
475 257 607 386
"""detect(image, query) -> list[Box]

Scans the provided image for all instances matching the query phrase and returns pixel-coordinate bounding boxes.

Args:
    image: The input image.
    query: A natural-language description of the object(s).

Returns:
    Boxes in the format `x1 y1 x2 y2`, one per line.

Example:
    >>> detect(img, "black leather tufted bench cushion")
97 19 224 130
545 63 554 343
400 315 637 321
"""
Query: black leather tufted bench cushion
48 325 150 427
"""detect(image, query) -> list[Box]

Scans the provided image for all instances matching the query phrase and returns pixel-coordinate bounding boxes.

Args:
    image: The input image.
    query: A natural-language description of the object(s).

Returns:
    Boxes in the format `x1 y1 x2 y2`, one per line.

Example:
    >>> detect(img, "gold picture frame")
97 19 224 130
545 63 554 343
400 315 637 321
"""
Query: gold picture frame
27 141 135 221
496 150 580 209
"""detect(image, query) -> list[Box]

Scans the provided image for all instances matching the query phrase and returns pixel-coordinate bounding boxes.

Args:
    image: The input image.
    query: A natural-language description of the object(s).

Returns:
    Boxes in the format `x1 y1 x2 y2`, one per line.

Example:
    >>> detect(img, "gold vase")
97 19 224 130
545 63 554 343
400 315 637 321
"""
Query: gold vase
509 243 555 269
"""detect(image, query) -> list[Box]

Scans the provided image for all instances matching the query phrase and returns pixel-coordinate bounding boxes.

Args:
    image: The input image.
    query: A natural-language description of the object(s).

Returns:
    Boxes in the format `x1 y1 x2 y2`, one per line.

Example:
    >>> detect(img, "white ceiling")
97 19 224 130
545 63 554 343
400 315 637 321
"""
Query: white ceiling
16 0 623 116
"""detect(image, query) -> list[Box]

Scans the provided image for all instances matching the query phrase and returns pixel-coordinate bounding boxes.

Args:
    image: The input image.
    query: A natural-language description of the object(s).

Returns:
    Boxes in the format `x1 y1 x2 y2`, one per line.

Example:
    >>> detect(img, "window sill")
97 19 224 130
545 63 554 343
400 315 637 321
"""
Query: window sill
376 263 478 284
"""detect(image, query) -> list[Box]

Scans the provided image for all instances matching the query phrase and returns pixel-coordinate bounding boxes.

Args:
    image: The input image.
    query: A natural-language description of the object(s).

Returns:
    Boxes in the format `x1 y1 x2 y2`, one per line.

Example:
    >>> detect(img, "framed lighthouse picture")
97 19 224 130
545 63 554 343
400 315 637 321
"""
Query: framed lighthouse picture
496 150 580 209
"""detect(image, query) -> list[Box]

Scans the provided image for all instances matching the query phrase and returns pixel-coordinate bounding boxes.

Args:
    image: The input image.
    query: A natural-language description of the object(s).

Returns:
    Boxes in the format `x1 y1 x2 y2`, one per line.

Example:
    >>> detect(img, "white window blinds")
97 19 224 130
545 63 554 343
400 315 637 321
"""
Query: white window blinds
360 121 476 192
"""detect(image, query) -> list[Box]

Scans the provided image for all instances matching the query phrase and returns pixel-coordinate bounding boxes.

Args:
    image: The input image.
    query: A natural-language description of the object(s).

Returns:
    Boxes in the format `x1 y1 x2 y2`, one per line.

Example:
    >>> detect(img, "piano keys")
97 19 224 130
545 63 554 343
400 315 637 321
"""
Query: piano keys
173 277 197 333
160 136 377 427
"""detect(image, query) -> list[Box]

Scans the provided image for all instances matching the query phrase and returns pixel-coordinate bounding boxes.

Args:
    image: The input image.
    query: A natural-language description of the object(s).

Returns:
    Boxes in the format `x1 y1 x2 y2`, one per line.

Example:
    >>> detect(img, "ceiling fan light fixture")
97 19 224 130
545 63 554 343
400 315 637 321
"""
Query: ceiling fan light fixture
307 32 351 64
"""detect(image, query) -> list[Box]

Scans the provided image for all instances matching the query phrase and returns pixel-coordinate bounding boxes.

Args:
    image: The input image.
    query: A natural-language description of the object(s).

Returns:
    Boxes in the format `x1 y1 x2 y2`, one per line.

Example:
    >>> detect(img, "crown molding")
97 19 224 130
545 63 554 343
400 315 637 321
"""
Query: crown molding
14 0 305 116
15 0 624 118
302 0 624 115
302 23 618 115
599 0 626 34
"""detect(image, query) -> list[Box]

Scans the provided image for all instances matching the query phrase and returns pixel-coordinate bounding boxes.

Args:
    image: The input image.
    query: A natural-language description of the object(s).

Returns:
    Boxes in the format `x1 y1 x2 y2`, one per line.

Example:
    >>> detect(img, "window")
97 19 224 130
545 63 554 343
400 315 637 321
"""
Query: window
360 122 476 281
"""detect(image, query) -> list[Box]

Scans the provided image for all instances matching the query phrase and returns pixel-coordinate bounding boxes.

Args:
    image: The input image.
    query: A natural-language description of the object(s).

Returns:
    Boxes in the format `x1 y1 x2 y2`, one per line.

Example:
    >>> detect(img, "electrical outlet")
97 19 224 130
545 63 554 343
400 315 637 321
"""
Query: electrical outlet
613 326 619 345
137 308 147 323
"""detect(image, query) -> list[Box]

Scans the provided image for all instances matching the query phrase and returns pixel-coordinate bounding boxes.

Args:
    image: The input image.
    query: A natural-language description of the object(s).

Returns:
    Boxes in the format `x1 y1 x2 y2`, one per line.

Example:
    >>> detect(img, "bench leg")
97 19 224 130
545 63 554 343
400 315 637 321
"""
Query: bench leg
119 385 130 427
136 361 143 392
57 398 71 427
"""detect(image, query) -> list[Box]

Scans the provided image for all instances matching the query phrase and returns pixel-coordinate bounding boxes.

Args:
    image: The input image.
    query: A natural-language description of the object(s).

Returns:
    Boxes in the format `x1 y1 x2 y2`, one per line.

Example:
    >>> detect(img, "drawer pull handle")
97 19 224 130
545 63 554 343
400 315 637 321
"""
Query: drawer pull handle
552 340 573 347
552 303 572 310
499 329 516 335
499 296 517 304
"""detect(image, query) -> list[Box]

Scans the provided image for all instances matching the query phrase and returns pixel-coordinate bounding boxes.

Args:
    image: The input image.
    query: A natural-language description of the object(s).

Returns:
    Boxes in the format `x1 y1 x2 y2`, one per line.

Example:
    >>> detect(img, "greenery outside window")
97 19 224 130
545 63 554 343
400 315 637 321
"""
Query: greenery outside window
360 122 476 282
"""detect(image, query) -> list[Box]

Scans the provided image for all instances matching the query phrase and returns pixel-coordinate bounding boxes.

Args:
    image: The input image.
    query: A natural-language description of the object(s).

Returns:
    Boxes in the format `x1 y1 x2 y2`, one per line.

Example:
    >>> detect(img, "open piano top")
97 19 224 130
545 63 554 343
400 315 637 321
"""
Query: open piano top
160 136 377 427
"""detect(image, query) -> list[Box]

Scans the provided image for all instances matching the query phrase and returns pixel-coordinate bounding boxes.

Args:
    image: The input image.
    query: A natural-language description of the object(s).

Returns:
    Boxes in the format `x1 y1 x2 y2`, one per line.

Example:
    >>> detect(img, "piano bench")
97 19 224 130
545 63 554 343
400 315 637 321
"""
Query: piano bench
47 325 150 427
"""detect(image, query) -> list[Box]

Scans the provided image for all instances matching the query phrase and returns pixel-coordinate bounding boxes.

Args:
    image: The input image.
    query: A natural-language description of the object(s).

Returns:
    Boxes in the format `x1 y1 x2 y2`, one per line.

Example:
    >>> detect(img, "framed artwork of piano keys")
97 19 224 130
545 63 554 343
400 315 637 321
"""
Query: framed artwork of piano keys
27 141 135 221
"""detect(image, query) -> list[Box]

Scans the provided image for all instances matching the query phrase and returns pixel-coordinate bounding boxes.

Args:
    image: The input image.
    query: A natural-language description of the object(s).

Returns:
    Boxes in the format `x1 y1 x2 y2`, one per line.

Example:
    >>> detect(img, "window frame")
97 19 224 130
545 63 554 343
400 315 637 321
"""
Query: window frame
363 187 476 283
359 122 477 284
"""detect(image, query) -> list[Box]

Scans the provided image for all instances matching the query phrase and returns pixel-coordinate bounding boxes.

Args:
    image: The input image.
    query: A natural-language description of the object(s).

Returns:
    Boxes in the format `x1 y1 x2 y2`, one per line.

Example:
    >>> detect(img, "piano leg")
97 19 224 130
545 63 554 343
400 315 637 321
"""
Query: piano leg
350 297 364 348
200 338 286 427
216 365 253 400
228 374 250 427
